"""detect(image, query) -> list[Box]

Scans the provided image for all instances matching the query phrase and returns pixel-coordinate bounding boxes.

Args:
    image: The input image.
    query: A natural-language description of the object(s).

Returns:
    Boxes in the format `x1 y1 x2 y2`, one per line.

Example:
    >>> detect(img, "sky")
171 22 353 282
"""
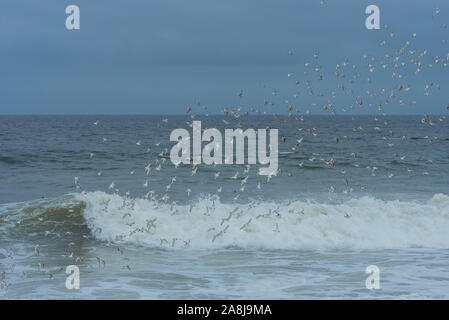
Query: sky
0 0 448 115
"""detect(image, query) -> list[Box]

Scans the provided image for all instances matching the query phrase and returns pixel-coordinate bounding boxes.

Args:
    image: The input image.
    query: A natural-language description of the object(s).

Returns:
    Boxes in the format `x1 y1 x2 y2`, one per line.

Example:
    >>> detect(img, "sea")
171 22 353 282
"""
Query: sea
1 114 449 299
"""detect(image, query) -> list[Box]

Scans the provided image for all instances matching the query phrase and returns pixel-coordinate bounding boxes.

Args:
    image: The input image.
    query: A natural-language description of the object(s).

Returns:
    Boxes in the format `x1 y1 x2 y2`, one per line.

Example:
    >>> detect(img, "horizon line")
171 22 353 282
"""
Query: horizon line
0 113 446 117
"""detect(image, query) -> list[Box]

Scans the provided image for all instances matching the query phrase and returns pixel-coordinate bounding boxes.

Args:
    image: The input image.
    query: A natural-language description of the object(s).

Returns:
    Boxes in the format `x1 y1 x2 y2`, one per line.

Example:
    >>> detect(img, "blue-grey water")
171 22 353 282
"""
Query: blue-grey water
1 115 449 299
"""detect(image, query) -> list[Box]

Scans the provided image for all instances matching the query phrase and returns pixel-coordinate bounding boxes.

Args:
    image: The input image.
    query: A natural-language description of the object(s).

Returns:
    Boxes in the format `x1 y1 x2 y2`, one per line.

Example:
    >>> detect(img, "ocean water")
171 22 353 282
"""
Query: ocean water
1 115 449 299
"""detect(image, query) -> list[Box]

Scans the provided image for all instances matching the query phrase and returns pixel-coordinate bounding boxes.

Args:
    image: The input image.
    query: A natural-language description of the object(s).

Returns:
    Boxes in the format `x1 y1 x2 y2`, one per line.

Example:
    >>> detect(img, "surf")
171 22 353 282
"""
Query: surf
3 192 449 250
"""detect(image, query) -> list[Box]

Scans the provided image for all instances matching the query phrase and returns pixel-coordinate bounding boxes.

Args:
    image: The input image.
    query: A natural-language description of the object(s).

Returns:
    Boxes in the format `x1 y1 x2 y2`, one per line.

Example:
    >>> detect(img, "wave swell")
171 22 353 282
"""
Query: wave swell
75 191 449 249
3 192 449 249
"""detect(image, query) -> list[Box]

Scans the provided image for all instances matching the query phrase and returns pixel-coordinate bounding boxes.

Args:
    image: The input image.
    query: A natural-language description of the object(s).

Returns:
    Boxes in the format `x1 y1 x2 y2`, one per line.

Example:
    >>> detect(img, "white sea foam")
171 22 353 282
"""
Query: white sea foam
76 191 449 250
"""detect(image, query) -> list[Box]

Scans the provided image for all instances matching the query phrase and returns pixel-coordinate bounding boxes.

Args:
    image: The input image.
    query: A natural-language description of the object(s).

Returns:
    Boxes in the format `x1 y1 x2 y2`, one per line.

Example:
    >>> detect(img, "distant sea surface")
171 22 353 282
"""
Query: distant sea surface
1 115 449 299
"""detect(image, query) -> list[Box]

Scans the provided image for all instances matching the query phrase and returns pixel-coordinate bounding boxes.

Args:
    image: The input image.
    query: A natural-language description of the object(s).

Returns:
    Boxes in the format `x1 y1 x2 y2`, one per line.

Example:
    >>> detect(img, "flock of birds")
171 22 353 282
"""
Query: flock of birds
74 10 448 249
1 5 449 292
83 16 449 206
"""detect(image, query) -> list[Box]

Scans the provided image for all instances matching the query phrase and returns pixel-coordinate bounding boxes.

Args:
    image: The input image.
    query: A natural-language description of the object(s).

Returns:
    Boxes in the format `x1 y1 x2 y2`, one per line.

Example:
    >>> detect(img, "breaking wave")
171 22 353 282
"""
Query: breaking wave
2 192 449 250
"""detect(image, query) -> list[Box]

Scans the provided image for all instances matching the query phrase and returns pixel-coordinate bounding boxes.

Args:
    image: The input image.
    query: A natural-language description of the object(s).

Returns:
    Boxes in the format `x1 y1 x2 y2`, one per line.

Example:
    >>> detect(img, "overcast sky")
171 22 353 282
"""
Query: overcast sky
0 0 448 114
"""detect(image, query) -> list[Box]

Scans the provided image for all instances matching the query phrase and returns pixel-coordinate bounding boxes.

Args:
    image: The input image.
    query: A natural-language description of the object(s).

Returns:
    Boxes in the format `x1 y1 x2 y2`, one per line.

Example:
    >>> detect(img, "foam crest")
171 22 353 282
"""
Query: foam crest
73 191 449 249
